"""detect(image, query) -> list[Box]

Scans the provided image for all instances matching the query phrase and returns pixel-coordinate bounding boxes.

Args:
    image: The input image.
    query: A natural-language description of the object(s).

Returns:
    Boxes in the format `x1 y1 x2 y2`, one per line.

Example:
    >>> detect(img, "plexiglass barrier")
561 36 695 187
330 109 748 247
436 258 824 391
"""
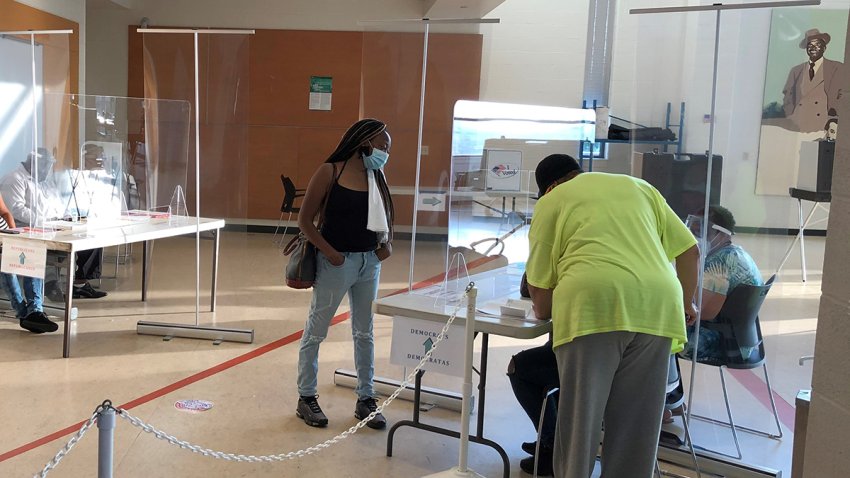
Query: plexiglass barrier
434 100 595 303
606 2 837 472
0 94 191 236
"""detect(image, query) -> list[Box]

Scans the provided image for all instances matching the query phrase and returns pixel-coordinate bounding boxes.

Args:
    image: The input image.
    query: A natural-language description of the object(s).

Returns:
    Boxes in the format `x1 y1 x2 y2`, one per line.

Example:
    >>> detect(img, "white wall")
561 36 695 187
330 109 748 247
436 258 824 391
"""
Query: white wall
610 0 850 230
15 0 86 95
479 0 588 107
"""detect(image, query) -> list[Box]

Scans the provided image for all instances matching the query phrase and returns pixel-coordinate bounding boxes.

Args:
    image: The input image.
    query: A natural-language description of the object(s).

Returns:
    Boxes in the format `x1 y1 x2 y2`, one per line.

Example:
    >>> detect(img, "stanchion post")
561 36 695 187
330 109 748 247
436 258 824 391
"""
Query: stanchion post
97 405 115 478
458 285 477 472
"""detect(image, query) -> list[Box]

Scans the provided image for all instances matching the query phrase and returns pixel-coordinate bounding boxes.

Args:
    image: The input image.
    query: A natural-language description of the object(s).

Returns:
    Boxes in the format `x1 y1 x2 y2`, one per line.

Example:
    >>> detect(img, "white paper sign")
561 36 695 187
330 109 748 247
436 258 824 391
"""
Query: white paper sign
1 238 47 279
390 316 465 377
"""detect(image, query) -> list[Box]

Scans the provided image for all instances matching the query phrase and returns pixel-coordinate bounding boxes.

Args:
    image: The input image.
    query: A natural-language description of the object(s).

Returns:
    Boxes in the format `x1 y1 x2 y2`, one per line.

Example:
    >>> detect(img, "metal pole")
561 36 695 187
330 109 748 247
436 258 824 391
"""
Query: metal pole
458 284 477 472
97 406 115 478
408 23 430 291
193 31 201 326
30 33 40 228
686 8 721 422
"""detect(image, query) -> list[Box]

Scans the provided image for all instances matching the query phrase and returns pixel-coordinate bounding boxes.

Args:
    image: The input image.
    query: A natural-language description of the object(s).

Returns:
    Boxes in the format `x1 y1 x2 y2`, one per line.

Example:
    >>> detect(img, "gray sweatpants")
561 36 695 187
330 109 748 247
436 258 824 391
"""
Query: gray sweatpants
553 331 671 478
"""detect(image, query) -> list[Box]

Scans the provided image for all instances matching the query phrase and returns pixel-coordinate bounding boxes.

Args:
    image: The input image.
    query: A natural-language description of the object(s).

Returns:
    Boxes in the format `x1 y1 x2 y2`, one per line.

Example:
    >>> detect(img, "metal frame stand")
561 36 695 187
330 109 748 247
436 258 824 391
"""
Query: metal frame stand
776 196 829 282
136 28 254 345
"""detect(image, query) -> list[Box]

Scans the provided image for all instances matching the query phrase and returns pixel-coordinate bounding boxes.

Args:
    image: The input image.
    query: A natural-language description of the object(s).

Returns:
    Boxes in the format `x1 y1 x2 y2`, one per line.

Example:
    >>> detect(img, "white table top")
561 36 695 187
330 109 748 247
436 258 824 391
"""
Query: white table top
373 263 551 339
0 217 225 252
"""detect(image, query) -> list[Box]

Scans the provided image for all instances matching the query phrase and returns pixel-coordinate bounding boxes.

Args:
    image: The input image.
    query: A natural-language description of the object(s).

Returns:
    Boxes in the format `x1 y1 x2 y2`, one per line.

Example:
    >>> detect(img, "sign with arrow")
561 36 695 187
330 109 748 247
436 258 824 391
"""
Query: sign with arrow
1 237 47 279
390 316 464 377
417 193 446 212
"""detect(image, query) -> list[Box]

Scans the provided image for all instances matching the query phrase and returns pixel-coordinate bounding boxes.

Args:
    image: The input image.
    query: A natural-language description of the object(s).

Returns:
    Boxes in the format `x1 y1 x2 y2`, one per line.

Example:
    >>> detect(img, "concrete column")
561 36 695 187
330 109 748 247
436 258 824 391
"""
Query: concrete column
800 10 850 477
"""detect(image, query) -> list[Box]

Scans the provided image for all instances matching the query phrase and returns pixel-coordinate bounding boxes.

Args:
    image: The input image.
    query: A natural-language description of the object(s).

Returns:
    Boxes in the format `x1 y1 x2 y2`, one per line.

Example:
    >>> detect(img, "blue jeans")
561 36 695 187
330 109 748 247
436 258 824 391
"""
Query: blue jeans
1 273 43 318
297 250 381 399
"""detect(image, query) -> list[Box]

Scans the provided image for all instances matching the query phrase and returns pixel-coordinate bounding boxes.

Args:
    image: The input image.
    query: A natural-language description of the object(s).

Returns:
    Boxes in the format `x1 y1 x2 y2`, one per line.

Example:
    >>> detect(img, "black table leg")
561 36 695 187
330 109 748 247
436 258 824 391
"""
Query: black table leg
385 334 511 478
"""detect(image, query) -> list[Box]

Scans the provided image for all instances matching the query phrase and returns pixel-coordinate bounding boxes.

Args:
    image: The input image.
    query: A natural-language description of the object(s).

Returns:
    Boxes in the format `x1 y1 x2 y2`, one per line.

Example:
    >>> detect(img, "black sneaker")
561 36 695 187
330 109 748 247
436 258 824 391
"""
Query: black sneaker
296 396 328 427
72 282 107 299
354 397 386 429
519 446 554 476
20 311 58 334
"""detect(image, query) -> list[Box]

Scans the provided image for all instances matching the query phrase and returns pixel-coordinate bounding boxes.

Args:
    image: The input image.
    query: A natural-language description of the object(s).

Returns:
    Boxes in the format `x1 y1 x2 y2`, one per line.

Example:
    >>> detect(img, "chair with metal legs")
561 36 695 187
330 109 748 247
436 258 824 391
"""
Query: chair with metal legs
657 355 700 478
272 175 304 246
533 387 559 478
686 276 782 459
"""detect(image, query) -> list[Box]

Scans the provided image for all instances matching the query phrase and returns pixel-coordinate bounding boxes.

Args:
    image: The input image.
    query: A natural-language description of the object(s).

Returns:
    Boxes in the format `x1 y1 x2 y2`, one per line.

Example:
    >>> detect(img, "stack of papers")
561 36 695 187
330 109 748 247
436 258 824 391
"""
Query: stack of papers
477 298 535 320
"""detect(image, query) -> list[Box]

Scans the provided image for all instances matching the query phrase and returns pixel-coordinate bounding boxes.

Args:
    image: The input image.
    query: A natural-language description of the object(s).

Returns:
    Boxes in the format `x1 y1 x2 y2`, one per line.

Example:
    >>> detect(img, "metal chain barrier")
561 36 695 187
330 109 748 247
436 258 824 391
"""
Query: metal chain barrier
34 286 472 473
33 404 105 478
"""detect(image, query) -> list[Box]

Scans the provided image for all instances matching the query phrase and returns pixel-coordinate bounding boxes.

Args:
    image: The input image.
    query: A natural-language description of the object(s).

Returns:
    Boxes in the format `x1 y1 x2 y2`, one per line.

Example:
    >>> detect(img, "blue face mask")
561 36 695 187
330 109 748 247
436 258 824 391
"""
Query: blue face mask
363 147 389 170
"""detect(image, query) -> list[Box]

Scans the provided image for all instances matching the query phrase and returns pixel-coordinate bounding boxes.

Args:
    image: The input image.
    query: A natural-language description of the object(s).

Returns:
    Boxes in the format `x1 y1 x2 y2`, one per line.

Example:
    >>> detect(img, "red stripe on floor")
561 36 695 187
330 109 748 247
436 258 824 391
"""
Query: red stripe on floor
0 315 349 463
0 259 502 463
727 368 796 432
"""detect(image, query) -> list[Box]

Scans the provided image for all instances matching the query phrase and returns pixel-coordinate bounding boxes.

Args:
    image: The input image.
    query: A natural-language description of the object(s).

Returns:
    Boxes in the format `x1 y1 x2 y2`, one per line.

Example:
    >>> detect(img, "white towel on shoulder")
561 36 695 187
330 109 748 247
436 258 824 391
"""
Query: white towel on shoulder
367 169 389 243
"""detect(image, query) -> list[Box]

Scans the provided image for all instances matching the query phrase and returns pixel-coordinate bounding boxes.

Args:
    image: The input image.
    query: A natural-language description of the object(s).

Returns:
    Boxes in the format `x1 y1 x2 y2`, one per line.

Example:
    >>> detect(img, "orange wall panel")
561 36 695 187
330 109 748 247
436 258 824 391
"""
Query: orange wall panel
128 28 481 225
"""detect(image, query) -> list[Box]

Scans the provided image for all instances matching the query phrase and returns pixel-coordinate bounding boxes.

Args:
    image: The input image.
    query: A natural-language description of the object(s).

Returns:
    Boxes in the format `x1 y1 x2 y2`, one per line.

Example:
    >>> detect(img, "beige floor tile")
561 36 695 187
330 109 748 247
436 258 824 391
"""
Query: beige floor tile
0 232 816 477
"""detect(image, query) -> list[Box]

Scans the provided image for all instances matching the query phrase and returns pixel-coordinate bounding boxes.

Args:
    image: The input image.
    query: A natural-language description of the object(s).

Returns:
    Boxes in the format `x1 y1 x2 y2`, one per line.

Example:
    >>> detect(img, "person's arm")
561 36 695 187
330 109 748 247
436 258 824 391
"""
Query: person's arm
0 194 16 228
675 244 700 325
783 65 800 116
699 289 726 322
3 176 32 226
528 284 553 320
298 163 344 266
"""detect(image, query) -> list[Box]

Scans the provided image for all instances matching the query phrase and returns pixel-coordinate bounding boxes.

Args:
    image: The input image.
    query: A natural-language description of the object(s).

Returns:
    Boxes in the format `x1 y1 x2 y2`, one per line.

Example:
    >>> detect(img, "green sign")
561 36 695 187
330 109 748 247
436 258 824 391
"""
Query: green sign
310 76 332 93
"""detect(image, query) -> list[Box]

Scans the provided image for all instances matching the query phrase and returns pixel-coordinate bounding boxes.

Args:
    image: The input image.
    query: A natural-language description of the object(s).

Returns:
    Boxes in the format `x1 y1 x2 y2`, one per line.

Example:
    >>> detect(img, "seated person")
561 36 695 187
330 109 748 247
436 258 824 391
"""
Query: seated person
0 149 107 300
507 273 558 476
0 192 56 333
681 205 763 362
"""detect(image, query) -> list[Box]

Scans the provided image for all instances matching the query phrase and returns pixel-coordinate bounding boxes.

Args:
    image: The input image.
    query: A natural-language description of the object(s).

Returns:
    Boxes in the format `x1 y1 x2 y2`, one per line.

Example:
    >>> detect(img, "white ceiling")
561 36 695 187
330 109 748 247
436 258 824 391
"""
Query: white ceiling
423 0 506 19
87 0 507 19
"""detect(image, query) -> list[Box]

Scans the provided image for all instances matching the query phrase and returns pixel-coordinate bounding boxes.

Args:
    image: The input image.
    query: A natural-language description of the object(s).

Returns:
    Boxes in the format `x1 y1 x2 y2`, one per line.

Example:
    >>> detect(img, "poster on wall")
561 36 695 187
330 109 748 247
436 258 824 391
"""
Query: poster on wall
309 76 332 111
756 9 848 195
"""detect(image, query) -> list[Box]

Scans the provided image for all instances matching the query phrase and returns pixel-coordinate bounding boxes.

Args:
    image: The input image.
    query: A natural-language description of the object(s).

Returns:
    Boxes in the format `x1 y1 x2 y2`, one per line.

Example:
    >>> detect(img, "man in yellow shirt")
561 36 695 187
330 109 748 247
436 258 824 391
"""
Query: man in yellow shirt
526 154 700 478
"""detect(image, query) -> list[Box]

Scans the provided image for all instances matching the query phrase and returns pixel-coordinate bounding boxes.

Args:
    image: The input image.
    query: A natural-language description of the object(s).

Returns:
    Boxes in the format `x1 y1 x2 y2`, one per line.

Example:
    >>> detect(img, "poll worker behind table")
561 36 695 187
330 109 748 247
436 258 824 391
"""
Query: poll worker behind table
295 119 394 430
0 148 107 300
525 154 700 478
680 206 763 363
0 192 57 333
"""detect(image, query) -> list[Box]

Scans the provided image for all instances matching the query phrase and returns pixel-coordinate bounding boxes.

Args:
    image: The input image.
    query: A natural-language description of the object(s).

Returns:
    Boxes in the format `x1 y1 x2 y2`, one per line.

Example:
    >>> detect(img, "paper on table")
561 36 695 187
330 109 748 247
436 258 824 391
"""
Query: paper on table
477 298 535 320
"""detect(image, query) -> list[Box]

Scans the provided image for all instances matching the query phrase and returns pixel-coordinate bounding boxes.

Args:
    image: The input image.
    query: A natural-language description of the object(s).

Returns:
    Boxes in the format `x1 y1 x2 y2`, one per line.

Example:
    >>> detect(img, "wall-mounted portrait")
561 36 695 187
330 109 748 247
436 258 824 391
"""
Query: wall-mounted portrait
756 9 848 195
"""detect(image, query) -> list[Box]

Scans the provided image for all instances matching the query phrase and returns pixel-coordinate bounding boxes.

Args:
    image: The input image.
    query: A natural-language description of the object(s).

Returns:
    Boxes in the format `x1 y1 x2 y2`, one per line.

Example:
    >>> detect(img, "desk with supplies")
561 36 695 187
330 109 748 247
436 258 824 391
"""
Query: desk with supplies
373 264 551 478
0 217 225 358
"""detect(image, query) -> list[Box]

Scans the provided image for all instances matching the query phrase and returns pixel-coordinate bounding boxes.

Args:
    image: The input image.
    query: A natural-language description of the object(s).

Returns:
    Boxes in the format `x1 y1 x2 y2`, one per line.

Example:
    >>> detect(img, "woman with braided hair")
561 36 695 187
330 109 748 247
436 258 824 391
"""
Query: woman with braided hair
295 118 394 429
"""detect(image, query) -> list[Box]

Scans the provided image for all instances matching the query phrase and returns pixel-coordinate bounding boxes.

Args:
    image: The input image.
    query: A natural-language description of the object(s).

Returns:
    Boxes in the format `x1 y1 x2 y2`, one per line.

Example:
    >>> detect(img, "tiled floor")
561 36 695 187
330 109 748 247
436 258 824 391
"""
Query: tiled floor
0 231 815 477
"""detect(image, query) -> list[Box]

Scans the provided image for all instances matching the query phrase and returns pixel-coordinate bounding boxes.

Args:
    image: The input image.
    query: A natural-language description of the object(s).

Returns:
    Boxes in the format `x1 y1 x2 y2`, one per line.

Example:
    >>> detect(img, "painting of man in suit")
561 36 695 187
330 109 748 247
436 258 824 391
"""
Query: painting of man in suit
756 11 848 196
782 29 845 133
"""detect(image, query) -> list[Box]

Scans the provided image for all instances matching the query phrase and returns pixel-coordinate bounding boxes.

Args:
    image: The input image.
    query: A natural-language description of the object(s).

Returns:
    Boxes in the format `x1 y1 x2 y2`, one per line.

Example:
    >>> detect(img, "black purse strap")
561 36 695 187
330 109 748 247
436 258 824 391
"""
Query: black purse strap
314 160 345 230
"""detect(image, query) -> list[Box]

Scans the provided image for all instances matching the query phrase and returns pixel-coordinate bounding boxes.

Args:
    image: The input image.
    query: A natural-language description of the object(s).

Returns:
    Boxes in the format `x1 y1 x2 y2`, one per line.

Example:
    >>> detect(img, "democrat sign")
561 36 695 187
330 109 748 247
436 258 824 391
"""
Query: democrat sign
390 316 465 377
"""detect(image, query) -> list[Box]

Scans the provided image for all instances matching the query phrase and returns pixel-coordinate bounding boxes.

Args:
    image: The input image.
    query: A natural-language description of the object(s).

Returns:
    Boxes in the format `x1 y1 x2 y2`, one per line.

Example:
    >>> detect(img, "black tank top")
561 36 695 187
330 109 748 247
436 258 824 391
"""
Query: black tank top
321 161 378 252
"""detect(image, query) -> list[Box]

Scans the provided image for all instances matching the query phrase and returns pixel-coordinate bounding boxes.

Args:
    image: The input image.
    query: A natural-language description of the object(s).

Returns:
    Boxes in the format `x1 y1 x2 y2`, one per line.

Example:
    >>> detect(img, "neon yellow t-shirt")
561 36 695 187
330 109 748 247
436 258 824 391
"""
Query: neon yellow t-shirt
526 172 696 352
